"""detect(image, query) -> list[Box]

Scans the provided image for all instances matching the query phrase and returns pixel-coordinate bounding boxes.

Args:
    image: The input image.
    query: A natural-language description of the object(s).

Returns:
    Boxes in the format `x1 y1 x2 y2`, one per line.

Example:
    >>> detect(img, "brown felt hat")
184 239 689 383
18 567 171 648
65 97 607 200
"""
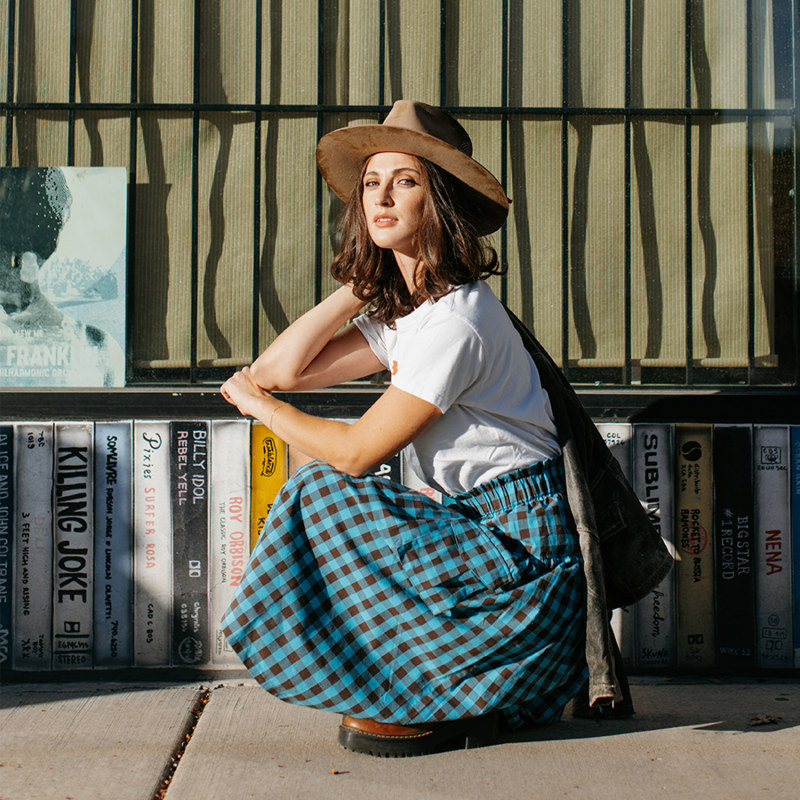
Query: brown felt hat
316 100 509 235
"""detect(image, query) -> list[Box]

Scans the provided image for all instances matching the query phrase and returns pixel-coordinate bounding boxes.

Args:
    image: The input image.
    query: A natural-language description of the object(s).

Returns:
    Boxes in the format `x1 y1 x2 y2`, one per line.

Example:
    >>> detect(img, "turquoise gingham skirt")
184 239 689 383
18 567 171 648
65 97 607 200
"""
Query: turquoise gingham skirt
223 455 587 728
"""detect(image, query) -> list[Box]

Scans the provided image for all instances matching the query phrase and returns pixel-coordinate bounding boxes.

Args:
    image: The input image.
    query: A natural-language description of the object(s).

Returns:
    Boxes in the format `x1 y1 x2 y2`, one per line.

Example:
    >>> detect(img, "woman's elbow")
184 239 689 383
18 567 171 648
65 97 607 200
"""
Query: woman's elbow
250 358 300 392
269 373 302 392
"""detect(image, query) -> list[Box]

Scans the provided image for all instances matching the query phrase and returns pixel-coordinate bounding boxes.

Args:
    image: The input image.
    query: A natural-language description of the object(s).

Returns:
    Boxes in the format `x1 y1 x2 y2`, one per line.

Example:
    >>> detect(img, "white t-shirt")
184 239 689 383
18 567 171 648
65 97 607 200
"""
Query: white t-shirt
354 280 560 495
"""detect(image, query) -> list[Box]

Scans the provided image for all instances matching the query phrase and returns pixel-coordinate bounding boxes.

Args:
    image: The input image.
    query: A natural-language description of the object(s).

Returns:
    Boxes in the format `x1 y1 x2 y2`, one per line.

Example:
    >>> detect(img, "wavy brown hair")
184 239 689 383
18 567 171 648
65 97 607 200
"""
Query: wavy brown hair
330 156 504 325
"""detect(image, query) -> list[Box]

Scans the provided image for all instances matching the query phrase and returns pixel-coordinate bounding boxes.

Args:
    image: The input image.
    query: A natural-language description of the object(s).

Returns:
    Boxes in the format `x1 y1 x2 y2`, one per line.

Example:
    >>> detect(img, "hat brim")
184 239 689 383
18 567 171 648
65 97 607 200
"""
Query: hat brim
316 125 509 235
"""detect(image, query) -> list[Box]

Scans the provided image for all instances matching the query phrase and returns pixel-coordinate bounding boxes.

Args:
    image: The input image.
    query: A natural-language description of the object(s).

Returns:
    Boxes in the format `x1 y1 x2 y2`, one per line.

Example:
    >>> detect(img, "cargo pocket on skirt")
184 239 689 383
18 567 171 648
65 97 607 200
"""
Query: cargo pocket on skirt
396 522 521 617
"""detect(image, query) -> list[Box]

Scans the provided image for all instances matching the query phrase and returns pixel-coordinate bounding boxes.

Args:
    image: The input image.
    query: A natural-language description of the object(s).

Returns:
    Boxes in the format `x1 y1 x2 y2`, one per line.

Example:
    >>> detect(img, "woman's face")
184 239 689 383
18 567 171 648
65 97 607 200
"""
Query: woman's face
361 152 426 259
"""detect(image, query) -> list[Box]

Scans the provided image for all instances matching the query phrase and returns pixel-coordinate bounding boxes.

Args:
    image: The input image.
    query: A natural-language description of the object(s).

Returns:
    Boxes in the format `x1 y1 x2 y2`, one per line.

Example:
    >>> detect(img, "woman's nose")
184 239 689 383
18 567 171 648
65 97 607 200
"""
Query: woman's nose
375 183 393 205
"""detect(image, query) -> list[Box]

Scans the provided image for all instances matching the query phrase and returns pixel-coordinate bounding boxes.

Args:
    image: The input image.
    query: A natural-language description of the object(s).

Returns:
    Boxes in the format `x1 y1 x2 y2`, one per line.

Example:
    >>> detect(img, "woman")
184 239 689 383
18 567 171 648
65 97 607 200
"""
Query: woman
221 100 587 757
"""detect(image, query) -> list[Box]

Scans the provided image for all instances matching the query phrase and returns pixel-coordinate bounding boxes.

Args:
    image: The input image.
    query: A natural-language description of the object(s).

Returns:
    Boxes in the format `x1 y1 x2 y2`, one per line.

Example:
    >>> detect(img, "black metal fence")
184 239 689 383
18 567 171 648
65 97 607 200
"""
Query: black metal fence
1 0 797 389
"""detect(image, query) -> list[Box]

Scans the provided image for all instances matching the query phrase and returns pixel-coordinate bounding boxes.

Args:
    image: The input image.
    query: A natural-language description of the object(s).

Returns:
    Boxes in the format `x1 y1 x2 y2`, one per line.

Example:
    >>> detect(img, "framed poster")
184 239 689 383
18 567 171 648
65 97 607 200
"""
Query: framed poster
0 167 126 387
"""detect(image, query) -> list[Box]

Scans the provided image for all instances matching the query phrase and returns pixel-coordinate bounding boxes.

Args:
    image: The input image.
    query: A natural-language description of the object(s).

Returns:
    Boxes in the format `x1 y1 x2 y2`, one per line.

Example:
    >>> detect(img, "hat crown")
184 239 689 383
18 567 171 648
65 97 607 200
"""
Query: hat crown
382 100 473 158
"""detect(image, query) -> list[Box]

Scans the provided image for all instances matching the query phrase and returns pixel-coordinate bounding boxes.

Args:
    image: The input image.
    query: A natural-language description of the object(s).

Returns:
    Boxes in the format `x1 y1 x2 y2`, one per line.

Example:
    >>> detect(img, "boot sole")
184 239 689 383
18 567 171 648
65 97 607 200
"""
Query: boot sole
338 712 499 757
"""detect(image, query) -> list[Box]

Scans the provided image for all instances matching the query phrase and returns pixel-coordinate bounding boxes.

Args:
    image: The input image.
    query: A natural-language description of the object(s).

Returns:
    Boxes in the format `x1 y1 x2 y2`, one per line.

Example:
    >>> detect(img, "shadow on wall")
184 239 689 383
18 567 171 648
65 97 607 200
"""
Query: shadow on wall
9 1 785 367
505 0 774 365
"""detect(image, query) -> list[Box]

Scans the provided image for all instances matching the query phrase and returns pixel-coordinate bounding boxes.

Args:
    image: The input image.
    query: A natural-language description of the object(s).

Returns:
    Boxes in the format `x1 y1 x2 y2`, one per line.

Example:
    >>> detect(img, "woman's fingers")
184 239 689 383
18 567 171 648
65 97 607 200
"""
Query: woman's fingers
221 369 272 413
220 377 237 405
220 372 245 404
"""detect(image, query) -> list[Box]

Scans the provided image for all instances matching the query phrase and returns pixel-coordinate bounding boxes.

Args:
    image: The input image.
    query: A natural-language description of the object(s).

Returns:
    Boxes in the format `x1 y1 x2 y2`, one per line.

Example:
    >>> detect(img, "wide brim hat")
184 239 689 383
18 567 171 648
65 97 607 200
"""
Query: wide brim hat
316 100 510 235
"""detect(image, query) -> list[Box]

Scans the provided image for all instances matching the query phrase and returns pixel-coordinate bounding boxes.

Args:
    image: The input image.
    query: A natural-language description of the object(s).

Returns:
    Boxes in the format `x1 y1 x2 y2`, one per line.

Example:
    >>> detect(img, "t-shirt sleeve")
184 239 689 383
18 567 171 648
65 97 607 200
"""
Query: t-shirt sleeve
393 314 484 413
353 312 390 368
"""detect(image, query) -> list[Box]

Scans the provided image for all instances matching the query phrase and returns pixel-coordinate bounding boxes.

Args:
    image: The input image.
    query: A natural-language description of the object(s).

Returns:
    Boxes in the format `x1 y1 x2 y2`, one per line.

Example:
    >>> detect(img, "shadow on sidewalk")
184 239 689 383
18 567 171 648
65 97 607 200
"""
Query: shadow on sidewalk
501 678 798 742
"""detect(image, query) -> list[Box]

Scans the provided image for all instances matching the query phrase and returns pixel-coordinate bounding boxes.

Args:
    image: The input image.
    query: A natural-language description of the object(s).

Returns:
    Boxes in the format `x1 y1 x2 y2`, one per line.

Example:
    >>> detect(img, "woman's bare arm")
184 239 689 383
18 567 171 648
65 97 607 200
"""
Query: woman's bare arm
220 368 442 476
250 284 382 391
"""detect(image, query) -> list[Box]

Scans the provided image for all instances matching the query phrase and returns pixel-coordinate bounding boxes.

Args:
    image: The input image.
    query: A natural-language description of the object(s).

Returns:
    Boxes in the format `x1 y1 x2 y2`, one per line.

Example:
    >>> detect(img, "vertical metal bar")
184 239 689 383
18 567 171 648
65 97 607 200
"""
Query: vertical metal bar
439 0 447 105
623 0 632 384
745 0 755 383
4 0 16 164
500 0 509 306
127 0 140 383
561 0 570 375
67 0 77 165
189 0 201 382
684 0 693 385
378 0 385 106
252 0 263 363
314 0 324 307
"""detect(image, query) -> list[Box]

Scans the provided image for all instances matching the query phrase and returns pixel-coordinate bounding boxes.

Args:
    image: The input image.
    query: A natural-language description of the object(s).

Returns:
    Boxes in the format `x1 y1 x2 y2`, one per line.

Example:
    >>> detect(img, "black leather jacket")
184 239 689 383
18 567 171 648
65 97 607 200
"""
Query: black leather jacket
505 308 674 706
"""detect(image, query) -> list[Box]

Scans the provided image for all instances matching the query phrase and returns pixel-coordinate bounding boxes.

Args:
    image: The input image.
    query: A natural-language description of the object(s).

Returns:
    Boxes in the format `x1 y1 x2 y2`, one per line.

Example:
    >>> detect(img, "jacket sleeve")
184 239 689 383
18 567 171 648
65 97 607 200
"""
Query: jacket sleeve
504 306 674 707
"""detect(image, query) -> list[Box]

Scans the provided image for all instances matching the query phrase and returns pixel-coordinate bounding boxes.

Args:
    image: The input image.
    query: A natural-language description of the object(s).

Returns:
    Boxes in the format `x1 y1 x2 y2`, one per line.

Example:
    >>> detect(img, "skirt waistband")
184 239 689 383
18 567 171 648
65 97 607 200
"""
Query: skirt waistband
449 455 568 517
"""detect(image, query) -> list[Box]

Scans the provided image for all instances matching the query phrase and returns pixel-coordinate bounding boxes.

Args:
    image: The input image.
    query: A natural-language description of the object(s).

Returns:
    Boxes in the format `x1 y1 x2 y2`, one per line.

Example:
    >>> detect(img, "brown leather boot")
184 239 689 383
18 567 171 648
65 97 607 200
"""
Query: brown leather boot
338 712 499 757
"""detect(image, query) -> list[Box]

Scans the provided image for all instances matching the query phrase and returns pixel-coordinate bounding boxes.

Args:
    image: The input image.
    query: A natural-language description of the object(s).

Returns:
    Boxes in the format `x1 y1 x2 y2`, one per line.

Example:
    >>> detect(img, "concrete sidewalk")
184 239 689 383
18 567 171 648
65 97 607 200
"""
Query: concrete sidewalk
2 677 798 800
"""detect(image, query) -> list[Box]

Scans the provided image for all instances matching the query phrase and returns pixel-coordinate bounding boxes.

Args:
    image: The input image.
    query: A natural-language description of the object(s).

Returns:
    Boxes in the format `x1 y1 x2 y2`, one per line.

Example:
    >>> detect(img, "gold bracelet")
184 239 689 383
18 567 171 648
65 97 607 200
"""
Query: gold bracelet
269 403 285 431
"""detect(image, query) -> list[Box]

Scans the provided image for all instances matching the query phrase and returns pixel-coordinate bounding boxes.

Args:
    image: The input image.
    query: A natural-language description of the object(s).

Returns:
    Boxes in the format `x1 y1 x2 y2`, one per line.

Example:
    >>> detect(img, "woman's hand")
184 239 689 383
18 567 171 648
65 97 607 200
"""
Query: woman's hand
221 366 274 419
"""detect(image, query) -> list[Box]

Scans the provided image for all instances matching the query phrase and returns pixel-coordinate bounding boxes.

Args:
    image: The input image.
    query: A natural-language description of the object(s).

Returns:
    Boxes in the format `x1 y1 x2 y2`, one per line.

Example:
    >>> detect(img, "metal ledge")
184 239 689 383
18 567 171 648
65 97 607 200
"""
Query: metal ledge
1 387 798 424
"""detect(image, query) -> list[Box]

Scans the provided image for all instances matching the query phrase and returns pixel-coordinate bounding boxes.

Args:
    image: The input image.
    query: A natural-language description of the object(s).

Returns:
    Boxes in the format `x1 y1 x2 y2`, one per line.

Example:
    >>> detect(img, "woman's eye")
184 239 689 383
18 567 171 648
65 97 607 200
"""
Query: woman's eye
398 177 417 186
